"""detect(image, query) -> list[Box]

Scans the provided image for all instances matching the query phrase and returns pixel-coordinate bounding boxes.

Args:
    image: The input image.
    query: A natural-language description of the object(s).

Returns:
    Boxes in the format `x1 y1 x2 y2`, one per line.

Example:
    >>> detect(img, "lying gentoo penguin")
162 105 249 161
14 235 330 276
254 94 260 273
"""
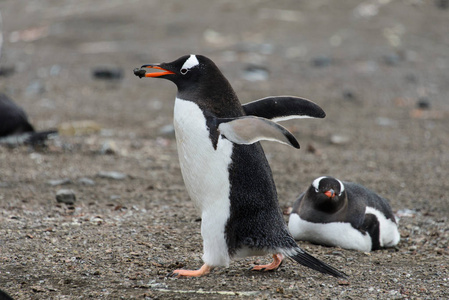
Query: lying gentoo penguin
289 176 400 252
134 54 345 278
0 93 57 146
0 93 35 136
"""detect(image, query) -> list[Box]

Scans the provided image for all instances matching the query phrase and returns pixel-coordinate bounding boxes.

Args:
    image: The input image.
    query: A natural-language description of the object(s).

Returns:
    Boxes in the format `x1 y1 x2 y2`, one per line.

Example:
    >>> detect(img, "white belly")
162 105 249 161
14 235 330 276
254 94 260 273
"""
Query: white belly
288 213 372 252
173 98 234 266
365 207 400 247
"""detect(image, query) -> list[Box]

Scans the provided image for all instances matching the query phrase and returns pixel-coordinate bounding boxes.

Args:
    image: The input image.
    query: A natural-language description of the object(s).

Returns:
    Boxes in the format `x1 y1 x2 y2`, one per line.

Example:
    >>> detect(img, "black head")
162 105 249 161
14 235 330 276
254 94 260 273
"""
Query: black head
134 54 242 116
307 176 346 212
136 54 228 91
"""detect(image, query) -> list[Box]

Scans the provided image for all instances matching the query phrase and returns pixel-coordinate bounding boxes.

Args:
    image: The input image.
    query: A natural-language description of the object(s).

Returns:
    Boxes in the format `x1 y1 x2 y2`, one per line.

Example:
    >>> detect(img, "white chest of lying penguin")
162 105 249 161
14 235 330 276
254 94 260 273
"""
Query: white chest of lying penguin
289 176 400 252
134 54 346 278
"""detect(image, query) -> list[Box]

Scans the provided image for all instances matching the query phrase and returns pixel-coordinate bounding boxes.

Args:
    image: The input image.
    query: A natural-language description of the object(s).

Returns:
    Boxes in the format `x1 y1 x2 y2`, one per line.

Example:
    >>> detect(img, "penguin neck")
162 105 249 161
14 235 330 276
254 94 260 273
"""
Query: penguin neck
313 196 347 214
176 75 243 118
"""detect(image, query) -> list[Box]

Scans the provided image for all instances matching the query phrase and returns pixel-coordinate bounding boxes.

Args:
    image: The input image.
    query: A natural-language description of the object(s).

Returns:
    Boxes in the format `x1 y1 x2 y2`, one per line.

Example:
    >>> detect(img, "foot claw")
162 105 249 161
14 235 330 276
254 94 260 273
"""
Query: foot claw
251 254 284 272
168 264 213 278
166 271 177 278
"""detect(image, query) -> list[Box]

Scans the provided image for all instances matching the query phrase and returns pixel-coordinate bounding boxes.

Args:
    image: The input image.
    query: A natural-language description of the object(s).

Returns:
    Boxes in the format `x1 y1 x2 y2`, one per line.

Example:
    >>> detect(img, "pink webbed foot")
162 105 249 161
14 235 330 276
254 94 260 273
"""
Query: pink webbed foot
251 254 284 271
169 264 213 278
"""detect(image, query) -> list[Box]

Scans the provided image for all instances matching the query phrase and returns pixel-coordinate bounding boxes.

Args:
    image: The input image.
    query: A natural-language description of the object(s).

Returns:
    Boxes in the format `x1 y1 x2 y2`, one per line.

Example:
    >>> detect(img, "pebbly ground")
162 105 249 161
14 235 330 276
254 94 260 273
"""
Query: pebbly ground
0 0 448 299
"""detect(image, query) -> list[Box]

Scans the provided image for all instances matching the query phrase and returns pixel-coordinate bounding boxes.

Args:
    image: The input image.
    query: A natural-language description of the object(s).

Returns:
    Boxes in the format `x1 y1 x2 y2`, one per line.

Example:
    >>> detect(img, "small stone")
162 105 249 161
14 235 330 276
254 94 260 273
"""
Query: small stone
306 143 317 154
435 0 449 9
92 66 123 80
396 209 417 218
25 80 45 96
0 65 15 77
342 89 357 101
376 117 397 127
241 65 269 81
158 124 175 136
382 53 401 66
90 216 104 225
311 56 332 68
100 140 118 155
31 285 46 293
56 189 77 205
97 171 127 180
47 178 72 186
78 177 95 185
416 97 430 110
330 134 350 145
134 68 146 78
283 206 293 215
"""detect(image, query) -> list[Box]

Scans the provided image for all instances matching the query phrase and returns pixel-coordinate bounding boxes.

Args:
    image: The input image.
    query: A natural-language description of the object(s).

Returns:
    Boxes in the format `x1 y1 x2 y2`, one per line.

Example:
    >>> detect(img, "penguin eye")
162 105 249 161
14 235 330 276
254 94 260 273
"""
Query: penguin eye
314 188 319 193
180 68 189 75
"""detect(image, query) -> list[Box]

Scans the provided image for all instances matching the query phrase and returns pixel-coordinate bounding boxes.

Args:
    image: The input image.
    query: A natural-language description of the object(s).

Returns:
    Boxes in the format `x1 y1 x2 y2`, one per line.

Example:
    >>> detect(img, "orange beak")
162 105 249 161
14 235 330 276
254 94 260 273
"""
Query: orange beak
140 65 175 77
324 189 335 199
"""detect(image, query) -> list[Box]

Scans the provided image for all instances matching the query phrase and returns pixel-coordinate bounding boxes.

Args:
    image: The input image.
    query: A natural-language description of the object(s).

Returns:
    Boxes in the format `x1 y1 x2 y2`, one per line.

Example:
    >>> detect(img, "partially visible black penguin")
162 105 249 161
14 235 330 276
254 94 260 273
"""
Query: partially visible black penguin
0 93 56 146
0 288 14 300
0 93 34 136
134 54 346 278
289 176 400 252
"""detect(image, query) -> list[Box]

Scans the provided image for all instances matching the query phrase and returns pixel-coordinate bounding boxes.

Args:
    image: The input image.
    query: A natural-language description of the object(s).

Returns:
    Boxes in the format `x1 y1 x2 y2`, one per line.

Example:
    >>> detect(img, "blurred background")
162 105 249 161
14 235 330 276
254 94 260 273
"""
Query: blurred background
1 0 448 132
0 0 448 298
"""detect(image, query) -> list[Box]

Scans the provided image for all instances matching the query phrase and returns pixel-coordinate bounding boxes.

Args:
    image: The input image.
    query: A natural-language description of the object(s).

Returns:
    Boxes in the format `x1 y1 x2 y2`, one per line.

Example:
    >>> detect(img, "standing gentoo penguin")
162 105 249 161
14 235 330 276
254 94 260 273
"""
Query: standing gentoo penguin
134 55 345 278
289 176 400 252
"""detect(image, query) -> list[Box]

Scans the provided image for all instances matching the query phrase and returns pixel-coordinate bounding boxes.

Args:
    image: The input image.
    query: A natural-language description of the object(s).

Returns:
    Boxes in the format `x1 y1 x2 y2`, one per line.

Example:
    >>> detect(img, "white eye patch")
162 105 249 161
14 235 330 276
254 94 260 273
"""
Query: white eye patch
312 176 327 191
336 178 344 195
181 54 199 71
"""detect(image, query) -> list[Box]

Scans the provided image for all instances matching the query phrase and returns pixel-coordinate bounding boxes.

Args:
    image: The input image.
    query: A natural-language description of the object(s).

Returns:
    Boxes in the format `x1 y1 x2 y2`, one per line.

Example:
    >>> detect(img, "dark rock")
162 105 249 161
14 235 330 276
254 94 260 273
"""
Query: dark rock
92 66 123 80
311 56 332 68
382 53 401 66
133 68 146 78
56 189 77 205
0 66 15 77
241 65 269 81
405 73 418 83
416 97 430 110
435 0 449 9
342 89 357 101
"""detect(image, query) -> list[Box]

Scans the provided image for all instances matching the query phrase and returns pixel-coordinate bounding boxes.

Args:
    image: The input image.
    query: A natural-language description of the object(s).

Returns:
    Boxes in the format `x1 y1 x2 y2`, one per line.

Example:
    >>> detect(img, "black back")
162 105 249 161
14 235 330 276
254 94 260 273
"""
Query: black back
225 143 297 255
0 93 34 137
344 182 396 222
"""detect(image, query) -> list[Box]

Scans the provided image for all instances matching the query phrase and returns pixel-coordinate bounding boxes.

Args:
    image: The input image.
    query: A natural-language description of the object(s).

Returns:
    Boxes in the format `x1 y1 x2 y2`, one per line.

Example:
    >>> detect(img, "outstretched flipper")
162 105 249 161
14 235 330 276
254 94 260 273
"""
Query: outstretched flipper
242 96 326 122
217 116 300 148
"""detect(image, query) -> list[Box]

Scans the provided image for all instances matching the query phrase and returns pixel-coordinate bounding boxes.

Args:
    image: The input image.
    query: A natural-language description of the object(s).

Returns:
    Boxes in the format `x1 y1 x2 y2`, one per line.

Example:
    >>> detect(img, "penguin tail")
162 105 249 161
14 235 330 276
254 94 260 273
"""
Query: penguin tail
288 248 347 278
25 129 58 145
0 129 57 148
